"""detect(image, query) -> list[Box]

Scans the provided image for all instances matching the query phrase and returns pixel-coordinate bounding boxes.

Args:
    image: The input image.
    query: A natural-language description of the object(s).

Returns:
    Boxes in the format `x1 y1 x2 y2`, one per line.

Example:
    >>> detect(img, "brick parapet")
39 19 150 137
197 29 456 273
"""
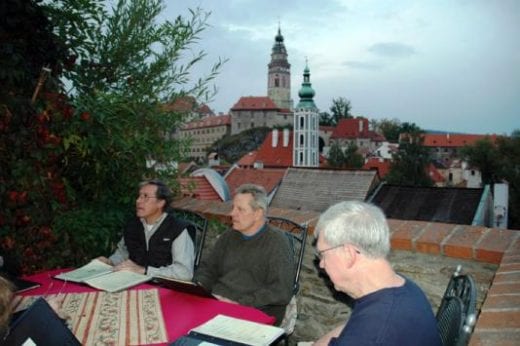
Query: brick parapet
172 197 520 345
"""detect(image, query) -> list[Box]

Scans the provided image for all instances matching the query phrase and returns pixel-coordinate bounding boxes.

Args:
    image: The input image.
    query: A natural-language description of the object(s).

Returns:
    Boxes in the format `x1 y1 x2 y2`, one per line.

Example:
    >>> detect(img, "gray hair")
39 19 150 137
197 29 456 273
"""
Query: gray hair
315 200 390 259
139 179 172 211
235 184 268 213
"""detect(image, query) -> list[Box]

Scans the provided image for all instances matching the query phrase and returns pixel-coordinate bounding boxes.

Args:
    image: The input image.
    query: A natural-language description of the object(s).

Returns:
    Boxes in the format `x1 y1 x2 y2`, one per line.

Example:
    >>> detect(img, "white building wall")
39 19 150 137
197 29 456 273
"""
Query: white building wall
293 108 319 167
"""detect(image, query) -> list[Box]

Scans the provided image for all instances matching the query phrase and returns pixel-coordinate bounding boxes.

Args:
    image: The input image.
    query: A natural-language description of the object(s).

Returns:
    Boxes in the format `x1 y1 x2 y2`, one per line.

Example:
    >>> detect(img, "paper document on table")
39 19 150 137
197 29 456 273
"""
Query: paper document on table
84 270 151 292
54 259 113 282
54 259 151 292
189 314 284 346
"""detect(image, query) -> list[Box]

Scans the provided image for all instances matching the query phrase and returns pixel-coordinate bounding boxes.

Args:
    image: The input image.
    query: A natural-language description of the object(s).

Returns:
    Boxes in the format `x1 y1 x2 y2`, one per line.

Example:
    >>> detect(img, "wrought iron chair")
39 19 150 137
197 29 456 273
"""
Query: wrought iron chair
436 265 478 346
169 208 208 269
266 216 308 343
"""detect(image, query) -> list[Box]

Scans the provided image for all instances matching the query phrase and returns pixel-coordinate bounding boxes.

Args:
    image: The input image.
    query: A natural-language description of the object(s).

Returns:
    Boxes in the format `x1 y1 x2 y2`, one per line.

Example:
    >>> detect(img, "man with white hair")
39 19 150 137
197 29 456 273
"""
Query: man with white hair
313 200 441 345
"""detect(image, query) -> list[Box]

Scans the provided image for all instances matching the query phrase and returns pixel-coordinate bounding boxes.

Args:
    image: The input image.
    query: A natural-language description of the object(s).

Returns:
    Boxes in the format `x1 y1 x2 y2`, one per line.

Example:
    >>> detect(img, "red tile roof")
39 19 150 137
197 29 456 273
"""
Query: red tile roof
331 117 385 141
319 126 335 132
225 168 287 195
363 157 391 178
237 151 259 167
422 133 498 147
178 176 222 201
163 96 214 116
231 96 280 111
183 115 231 129
255 130 294 167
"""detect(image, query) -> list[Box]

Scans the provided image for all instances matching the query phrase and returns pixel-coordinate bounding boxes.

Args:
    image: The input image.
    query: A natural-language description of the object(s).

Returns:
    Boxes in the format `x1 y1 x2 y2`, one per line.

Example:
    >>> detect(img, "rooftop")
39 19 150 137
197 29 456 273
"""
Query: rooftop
371 184 485 225
271 168 379 212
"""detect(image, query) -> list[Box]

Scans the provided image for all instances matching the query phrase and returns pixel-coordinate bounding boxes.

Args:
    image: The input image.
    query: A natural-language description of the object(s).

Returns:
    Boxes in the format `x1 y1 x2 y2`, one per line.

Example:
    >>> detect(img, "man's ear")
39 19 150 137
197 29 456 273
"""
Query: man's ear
159 199 166 210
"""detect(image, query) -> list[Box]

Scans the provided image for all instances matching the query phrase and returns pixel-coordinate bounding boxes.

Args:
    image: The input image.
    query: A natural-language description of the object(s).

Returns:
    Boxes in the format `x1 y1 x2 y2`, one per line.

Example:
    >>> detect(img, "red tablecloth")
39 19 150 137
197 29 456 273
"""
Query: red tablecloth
20 269 275 344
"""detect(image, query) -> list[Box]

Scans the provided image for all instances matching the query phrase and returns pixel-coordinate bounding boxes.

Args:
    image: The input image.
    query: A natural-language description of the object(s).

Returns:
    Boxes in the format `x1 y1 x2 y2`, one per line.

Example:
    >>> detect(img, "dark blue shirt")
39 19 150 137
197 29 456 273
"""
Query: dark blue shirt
330 277 441 346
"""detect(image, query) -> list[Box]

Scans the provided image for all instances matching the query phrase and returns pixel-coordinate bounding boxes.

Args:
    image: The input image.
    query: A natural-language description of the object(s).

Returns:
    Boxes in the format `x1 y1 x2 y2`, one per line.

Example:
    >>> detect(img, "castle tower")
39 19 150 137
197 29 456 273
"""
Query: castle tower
293 63 319 167
267 26 292 110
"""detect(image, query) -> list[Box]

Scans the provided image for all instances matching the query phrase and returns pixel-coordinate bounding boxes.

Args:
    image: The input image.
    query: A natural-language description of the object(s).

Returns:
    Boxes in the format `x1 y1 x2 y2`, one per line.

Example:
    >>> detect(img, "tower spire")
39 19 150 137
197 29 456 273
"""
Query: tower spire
293 62 319 167
267 25 292 110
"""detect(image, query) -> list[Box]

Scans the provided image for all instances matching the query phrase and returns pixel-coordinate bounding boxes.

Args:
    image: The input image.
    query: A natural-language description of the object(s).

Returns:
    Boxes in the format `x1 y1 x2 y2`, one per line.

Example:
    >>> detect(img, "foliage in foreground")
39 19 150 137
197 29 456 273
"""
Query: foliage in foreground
0 0 222 272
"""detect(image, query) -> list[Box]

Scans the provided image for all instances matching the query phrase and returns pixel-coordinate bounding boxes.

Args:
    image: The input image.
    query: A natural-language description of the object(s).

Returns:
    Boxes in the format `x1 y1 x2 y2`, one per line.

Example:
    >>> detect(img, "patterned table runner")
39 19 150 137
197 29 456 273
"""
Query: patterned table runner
13 288 168 345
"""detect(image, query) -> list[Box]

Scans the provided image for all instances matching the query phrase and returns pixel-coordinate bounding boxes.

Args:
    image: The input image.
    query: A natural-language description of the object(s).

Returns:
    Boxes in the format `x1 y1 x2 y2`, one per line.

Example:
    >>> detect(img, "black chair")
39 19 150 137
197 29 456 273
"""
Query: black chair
437 296 465 346
436 265 478 346
266 216 308 341
170 208 208 269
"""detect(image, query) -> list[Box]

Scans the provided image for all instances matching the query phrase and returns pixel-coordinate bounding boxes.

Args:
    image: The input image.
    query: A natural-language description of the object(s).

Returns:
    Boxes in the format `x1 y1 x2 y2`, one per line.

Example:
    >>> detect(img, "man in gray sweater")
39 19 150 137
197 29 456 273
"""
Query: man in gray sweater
194 184 294 325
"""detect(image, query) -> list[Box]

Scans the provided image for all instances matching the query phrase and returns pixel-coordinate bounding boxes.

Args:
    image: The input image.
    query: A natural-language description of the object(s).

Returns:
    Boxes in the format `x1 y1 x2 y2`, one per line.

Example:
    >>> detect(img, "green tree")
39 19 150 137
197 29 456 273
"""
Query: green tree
496 132 520 229
1 0 222 272
327 141 345 168
319 111 334 126
386 128 433 186
374 118 401 142
329 97 352 125
461 131 520 229
344 142 364 168
460 138 500 185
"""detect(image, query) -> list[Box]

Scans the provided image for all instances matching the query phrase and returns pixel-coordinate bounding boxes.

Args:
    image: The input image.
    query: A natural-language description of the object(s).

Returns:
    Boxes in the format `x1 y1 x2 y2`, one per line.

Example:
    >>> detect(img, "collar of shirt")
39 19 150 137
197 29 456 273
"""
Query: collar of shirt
241 222 267 240
141 212 167 232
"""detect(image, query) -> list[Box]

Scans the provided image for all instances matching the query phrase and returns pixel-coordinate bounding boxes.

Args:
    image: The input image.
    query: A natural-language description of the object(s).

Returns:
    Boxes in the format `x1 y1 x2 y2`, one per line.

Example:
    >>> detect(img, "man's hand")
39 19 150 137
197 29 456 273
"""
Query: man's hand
213 294 238 304
96 256 113 265
113 259 145 274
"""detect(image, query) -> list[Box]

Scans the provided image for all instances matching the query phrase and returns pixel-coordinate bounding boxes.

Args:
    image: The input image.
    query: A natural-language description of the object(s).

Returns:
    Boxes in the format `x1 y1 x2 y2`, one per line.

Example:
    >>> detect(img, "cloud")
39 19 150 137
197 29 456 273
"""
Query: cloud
368 42 416 58
343 61 383 70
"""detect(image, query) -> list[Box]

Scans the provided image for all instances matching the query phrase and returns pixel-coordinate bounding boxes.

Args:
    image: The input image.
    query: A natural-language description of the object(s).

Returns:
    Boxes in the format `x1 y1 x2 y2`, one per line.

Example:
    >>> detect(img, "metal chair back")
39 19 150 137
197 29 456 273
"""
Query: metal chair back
436 265 478 346
169 208 208 269
266 216 308 295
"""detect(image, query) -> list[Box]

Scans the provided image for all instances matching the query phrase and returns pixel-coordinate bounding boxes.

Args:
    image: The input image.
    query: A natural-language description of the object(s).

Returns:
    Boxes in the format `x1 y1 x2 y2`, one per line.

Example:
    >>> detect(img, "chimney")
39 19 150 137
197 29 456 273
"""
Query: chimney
283 128 289 147
272 129 279 147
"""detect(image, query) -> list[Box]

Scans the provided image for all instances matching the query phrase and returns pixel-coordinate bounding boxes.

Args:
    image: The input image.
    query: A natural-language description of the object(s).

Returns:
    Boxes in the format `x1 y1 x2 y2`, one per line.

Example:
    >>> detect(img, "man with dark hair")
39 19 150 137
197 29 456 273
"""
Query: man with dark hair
194 184 293 325
97 179 194 280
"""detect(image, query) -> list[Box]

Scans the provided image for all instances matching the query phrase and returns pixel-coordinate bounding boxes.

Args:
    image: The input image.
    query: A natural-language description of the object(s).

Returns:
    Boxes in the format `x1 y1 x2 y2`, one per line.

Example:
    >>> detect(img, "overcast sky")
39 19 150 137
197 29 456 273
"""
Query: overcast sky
165 0 519 135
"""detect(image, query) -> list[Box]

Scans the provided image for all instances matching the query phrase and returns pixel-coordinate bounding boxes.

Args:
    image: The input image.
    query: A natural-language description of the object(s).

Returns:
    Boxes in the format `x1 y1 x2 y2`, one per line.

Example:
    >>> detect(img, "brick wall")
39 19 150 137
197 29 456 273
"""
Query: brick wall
172 197 520 346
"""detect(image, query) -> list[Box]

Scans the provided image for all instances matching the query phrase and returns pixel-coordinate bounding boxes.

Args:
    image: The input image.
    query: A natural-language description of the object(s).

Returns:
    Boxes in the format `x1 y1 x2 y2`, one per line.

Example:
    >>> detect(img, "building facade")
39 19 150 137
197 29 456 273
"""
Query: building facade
229 96 292 135
267 27 292 110
293 65 319 167
179 115 231 160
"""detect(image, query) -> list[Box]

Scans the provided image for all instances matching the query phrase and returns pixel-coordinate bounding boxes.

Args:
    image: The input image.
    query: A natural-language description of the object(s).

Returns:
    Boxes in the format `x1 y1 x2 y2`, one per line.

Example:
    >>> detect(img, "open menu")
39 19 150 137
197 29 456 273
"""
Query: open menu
175 314 284 346
54 259 151 292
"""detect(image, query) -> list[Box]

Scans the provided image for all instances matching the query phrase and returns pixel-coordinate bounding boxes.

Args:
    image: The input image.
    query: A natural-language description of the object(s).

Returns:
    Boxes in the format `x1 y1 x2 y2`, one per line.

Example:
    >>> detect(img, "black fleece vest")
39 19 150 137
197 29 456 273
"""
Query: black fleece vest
123 214 189 269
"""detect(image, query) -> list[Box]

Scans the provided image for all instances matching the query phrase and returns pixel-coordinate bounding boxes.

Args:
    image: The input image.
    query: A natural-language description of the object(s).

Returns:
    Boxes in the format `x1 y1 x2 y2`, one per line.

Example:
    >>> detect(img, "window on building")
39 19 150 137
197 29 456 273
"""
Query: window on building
471 170 475 176
299 152 303 164
449 173 453 182
251 122 254 128
300 134 304 145
300 116 304 128
275 78 279 87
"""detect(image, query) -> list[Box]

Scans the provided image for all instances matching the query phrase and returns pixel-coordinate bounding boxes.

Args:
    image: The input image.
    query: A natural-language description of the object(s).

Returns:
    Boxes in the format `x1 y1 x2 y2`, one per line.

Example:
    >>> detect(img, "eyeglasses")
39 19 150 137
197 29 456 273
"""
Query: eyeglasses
136 194 158 201
315 244 344 260
315 243 361 260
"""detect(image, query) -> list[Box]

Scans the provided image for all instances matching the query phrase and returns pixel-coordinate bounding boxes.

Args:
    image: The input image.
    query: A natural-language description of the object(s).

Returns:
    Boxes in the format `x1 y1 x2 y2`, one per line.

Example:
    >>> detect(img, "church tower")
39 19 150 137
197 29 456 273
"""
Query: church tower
267 26 292 110
293 63 319 167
